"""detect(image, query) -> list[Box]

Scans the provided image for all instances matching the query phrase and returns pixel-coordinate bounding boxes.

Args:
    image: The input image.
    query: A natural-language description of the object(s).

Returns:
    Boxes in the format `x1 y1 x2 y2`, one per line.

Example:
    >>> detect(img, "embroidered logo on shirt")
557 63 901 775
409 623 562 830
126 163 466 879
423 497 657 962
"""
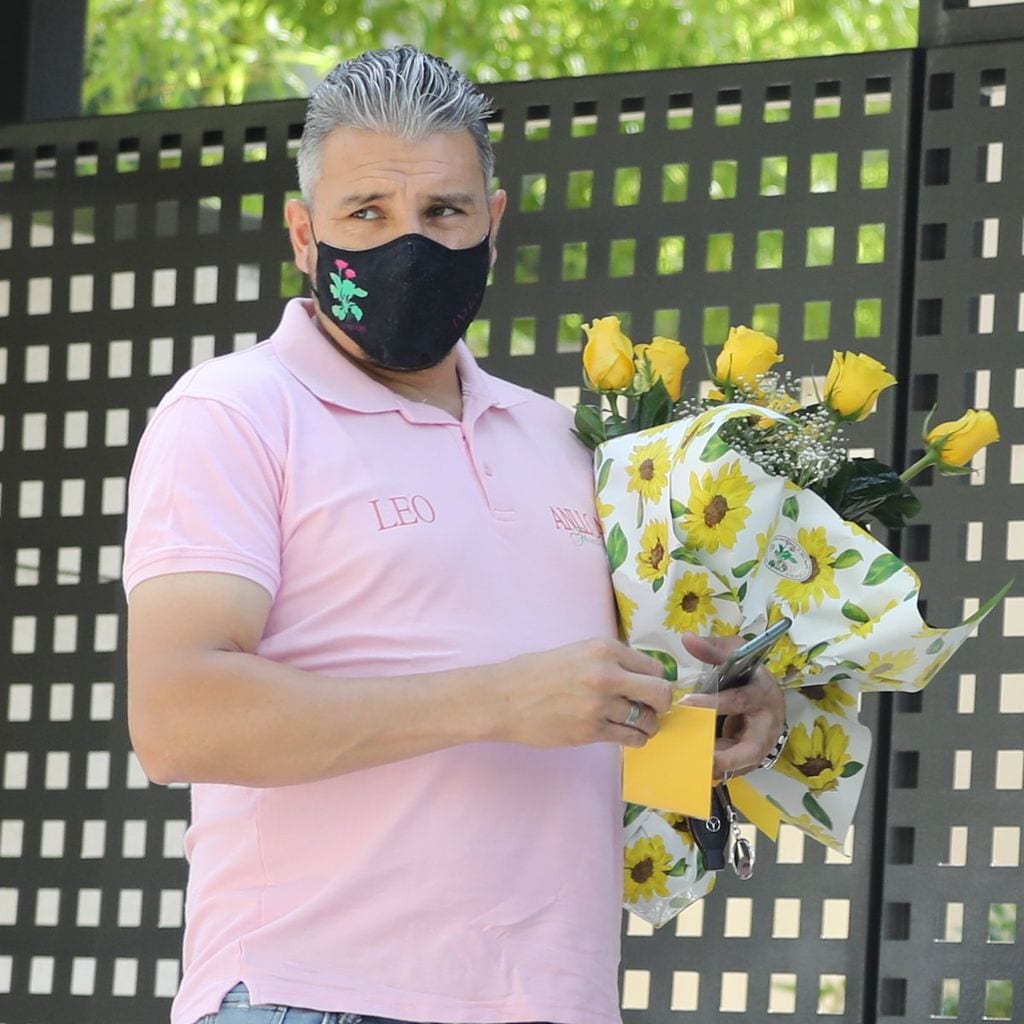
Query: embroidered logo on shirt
549 505 603 546
370 495 437 531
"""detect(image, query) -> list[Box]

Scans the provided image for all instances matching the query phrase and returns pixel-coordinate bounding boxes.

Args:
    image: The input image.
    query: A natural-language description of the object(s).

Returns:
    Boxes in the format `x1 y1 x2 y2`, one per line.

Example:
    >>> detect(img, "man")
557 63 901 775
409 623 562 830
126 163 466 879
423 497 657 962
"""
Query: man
124 45 785 1024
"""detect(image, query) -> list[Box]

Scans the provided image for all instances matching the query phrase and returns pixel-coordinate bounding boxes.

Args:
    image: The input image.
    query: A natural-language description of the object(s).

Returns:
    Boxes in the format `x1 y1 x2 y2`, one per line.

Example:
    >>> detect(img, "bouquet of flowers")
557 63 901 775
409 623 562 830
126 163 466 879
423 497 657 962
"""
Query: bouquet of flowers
574 317 1007 926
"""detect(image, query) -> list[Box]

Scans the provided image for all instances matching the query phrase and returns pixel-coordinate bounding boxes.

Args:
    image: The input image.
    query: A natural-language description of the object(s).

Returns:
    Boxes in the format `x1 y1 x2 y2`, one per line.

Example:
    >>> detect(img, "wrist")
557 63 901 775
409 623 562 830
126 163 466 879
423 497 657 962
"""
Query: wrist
757 724 789 770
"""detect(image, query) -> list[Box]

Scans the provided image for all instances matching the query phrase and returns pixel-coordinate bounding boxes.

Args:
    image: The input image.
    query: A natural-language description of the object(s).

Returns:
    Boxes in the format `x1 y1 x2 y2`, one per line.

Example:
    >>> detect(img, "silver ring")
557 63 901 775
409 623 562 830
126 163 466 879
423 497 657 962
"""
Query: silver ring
623 700 642 728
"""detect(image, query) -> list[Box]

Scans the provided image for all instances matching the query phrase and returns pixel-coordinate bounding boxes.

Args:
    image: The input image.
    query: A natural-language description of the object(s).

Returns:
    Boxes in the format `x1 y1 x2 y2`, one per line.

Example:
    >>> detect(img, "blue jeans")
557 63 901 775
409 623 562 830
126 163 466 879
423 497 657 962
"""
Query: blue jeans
196 983 398 1024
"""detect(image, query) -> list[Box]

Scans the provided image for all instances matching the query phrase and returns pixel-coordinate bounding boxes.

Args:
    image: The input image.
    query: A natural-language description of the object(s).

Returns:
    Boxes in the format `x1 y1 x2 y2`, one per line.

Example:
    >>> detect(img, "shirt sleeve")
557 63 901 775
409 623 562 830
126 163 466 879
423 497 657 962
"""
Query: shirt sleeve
122 394 283 599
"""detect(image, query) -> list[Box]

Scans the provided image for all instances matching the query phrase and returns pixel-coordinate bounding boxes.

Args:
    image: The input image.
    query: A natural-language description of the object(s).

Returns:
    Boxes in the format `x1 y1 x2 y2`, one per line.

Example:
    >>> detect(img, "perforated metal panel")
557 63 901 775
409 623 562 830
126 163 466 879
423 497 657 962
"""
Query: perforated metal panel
875 39 1024 1024
0 40 1019 1024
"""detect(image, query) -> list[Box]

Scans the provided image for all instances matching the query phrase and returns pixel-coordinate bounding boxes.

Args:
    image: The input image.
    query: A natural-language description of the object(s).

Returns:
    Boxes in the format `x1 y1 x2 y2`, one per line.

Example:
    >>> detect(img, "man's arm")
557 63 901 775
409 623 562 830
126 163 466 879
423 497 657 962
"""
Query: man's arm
127 571 677 787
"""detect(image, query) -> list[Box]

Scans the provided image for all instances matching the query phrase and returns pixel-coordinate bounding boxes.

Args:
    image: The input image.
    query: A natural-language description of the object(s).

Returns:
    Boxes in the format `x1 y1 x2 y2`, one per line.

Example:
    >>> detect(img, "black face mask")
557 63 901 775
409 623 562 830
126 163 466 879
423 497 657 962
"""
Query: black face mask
311 230 491 371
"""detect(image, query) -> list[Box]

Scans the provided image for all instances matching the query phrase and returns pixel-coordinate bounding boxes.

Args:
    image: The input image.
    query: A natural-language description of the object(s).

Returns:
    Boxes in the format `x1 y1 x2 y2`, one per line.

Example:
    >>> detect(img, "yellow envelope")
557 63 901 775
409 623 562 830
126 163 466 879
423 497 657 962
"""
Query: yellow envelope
622 704 716 818
728 775 783 840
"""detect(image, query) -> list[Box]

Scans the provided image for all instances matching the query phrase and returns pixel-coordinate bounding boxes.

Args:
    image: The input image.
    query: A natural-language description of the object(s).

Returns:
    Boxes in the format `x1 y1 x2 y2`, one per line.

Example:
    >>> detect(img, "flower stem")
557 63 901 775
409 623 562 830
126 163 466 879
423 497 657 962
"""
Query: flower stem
899 450 937 483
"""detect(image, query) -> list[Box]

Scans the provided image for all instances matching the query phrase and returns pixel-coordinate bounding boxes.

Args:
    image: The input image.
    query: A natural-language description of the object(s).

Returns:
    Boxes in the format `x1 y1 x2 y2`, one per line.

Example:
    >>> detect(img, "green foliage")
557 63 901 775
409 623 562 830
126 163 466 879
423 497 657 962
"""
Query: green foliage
84 0 920 115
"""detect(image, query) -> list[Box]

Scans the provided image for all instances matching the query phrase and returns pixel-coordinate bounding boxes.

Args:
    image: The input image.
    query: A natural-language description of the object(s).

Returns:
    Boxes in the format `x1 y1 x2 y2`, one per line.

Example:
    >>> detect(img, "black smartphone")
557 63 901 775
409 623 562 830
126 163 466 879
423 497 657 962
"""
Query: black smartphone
715 616 792 690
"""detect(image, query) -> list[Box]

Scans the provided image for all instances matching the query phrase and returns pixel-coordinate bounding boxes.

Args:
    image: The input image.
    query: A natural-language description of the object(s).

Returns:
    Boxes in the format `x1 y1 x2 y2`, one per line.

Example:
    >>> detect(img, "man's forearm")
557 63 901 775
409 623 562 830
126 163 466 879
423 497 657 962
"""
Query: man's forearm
129 650 504 787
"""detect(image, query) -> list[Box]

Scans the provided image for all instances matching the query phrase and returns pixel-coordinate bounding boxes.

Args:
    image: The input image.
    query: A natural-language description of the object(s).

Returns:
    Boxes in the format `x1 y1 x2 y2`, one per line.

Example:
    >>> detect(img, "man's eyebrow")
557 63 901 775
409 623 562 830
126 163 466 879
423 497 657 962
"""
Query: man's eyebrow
426 192 478 208
339 191 391 208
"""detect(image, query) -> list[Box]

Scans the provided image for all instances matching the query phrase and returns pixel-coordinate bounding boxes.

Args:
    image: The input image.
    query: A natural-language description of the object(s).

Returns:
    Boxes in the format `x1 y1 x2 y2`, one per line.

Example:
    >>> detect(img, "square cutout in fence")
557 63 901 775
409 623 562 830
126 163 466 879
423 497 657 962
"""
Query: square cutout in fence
662 162 688 202
520 173 546 212
566 170 593 209
814 80 841 119
706 233 733 272
806 226 835 267
988 903 1016 944
803 301 831 340
614 167 641 206
924 147 951 186
619 96 645 134
857 223 886 263
715 88 742 126
525 104 550 141
757 230 783 269
609 239 636 277
764 83 791 122
510 317 536 356
657 236 684 275
465 319 489 358
854 297 882 338
514 245 541 284
984 980 1013 1020
671 971 700 1011
703 307 731 346
865 76 893 116
760 155 787 196
752 303 780 336
667 92 693 130
557 314 584 353
710 160 737 199
562 241 587 281
811 152 838 193
928 72 955 111
861 149 890 189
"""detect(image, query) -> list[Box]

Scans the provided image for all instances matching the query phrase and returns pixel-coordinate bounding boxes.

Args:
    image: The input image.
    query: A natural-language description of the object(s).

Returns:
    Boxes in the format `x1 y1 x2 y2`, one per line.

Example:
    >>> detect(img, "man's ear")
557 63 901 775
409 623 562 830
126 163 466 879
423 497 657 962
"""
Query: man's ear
487 188 507 267
285 199 314 275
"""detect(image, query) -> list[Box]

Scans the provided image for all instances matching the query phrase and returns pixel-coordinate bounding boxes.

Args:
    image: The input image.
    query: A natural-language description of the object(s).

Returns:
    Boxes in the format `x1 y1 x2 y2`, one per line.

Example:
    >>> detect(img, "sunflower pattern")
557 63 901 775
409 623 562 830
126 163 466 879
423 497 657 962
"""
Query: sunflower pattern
596 405 1005 928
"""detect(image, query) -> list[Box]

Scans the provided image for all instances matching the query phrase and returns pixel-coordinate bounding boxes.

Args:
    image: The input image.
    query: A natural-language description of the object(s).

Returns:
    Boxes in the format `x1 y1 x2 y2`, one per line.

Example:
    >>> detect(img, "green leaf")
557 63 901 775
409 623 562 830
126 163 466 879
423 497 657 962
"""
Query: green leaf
637 648 679 682
841 600 871 624
636 493 645 529
805 641 830 661
926 637 944 656
623 802 646 827
667 857 690 876
670 546 701 564
812 456 921 529
670 498 688 518
596 456 614 494
606 523 629 573
736 581 748 602
782 495 800 521
802 792 833 830
636 377 673 430
699 431 731 462
652 575 664 593
863 552 904 586
574 403 606 447
732 559 758 578
839 659 864 670
831 548 863 570
840 761 863 778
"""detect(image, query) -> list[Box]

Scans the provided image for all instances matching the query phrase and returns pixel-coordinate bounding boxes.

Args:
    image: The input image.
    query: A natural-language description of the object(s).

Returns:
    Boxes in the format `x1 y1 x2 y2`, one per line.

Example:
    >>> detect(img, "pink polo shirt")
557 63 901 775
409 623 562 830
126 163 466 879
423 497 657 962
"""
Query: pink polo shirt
123 299 623 1024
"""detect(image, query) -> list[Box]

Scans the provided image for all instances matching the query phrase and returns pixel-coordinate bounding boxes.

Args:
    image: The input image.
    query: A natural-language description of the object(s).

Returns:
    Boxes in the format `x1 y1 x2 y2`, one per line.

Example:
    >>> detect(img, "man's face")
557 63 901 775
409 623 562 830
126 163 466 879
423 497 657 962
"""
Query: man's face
285 126 506 365
288 125 505 268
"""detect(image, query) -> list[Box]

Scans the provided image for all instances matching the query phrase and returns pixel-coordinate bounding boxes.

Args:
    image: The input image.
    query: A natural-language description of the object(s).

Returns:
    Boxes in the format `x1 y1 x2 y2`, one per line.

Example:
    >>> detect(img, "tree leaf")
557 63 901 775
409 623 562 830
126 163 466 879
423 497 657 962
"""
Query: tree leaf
670 498 688 518
637 648 679 682
699 431 731 462
831 548 863 570
606 523 629 573
841 600 871 624
805 641 830 661
802 792 833 830
782 495 800 521
840 761 863 778
670 546 701 564
667 857 691 876
736 581 748 602
926 637 944 656
652 575 664 593
863 552 904 586
596 456 614 494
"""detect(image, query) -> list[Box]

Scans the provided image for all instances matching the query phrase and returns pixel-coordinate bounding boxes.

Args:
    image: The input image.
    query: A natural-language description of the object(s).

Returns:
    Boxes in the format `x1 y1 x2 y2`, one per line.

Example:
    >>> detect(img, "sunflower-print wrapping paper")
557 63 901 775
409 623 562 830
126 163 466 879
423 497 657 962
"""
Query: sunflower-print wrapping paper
604 404 1006 926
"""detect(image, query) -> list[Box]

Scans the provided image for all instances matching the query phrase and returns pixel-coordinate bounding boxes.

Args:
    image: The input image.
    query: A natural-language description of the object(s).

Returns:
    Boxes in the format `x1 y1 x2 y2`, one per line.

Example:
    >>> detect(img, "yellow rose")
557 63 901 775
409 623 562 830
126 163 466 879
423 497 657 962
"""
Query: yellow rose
635 336 690 400
715 325 782 386
582 316 634 391
926 409 1000 466
823 351 896 421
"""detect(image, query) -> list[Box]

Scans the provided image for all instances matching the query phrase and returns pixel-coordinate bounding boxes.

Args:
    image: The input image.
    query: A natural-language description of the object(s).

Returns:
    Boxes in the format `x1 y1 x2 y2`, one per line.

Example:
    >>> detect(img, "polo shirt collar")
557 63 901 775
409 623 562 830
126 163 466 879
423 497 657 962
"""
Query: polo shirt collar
271 298 529 421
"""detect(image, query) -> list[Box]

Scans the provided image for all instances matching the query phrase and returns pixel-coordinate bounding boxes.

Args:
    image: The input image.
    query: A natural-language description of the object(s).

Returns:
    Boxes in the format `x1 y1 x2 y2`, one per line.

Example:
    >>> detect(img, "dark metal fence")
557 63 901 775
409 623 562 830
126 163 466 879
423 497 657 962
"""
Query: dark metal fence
1 4 1022 1020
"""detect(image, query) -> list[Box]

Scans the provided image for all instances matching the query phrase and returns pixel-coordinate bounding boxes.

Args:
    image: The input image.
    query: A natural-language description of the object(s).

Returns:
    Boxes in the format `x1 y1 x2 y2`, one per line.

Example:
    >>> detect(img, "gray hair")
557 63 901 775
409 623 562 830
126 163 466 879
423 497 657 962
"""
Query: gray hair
297 46 496 204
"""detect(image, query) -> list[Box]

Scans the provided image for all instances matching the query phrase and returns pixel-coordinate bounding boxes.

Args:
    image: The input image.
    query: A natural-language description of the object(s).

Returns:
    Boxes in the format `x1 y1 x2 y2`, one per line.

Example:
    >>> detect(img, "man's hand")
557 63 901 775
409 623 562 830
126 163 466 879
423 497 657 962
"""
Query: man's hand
488 639 674 750
677 632 787 778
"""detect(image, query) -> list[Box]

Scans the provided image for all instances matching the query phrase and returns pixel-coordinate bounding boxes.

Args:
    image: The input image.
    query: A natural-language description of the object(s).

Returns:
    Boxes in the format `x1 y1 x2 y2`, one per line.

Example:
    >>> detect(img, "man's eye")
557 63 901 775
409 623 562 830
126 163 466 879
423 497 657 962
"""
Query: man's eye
429 205 458 217
352 208 380 220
